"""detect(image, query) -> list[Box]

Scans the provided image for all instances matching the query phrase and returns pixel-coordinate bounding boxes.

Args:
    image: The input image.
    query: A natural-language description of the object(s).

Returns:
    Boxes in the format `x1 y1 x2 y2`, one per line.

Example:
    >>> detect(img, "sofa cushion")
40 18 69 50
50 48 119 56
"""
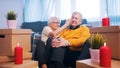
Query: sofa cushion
21 21 47 34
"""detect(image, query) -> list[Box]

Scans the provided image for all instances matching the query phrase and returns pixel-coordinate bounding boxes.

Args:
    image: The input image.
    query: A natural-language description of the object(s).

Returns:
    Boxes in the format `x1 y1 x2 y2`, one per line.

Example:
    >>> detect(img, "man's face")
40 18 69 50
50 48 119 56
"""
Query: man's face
50 18 60 30
71 13 82 28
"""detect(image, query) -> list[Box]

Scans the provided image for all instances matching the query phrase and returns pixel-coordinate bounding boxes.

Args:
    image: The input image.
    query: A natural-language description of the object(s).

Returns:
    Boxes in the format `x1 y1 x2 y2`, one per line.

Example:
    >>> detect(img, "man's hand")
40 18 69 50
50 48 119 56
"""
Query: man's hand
59 37 70 47
51 37 70 48
52 37 61 48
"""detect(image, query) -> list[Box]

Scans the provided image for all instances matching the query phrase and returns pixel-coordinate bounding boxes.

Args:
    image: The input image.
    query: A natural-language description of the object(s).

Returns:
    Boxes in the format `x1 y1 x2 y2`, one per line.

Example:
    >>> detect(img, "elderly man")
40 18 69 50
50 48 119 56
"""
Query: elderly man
46 12 90 68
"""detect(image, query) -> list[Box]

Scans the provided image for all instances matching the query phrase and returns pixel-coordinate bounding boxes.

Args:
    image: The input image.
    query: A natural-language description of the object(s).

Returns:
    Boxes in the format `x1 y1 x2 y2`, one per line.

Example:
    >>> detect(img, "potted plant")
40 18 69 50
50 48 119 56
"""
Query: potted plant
7 10 17 29
89 33 105 63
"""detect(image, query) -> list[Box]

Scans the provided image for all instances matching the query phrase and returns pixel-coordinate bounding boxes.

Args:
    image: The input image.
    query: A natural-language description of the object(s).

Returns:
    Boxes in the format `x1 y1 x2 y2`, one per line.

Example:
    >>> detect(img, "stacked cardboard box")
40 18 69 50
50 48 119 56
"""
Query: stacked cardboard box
0 29 32 56
0 29 38 68
0 60 38 68
0 53 38 68
0 52 32 63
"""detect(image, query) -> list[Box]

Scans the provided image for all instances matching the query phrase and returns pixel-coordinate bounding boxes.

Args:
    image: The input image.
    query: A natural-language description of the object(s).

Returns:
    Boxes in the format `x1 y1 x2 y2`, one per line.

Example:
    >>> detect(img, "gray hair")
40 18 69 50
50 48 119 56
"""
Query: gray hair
48 17 59 25
72 11 83 19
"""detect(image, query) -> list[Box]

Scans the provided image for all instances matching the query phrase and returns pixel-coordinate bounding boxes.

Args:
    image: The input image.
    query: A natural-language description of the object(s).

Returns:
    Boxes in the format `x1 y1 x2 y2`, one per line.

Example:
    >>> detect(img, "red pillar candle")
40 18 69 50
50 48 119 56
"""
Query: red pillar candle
100 42 111 67
14 43 23 64
102 17 110 26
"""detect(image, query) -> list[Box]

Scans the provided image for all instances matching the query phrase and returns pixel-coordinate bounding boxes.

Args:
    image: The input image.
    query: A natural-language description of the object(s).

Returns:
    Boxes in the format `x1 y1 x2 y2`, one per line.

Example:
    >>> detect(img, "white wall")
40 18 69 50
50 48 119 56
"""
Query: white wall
0 0 23 28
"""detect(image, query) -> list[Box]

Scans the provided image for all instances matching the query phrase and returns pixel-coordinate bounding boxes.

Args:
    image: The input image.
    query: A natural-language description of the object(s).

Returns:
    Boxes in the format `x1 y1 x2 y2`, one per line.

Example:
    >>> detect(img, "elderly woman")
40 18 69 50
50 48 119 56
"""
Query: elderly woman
37 17 70 68
41 17 70 44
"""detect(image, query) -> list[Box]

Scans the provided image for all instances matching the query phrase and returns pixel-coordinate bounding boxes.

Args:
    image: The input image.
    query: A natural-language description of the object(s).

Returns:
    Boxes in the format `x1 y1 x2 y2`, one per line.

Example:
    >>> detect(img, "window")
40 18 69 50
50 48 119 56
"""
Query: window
53 0 101 20
76 0 100 19
24 0 103 22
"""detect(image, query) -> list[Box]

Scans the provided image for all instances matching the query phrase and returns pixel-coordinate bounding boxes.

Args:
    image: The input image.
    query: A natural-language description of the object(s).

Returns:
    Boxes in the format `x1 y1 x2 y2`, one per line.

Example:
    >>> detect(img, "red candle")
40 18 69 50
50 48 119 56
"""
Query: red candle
100 42 111 67
102 17 110 26
14 43 23 64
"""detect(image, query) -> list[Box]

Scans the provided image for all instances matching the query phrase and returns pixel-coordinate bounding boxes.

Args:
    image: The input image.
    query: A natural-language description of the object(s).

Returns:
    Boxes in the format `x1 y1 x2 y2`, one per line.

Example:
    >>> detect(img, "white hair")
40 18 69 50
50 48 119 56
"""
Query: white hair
72 11 83 18
48 17 59 25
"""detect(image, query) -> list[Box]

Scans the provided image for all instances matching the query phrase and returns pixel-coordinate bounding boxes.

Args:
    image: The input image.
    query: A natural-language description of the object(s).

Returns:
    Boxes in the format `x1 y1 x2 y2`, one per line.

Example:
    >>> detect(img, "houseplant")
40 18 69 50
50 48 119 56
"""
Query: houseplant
7 10 17 29
89 33 105 63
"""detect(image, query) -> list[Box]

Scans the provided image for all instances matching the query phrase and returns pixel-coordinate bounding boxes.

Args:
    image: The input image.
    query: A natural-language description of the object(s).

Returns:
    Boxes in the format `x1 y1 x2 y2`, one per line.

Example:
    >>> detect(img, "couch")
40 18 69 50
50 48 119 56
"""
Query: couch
21 19 88 59
21 19 88 49
21 19 87 34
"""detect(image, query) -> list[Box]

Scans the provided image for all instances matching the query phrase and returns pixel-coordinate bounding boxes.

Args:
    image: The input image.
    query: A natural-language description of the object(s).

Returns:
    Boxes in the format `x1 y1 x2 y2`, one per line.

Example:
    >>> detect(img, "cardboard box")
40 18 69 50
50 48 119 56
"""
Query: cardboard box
76 59 120 68
0 56 14 63
0 60 38 68
0 29 32 56
23 52 32 60
90 26 120 60
0 52 32 63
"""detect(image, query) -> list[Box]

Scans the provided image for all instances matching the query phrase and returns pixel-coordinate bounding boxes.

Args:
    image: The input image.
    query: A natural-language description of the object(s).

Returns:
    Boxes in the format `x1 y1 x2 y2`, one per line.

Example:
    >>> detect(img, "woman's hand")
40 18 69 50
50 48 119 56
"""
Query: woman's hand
65 19 72 26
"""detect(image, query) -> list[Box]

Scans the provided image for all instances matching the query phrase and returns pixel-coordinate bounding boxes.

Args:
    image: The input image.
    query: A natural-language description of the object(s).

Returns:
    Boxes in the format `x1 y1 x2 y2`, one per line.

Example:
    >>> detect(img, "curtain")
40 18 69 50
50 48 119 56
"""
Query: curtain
55 0 71 20
24 0 101 22
24 0 55 22
106 0 120 25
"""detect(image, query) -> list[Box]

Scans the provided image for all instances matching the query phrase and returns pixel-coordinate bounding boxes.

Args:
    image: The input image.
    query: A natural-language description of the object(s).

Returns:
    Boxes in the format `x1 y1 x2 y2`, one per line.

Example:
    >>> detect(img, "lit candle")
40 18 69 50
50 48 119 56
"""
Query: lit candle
100 42 111 67
14 43 23 64
102 17 110 26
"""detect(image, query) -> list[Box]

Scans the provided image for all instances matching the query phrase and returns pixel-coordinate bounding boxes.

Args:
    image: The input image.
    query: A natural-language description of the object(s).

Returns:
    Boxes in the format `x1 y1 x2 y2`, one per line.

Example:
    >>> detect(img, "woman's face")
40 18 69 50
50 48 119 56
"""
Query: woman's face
50 18 60 30
71 13 82 28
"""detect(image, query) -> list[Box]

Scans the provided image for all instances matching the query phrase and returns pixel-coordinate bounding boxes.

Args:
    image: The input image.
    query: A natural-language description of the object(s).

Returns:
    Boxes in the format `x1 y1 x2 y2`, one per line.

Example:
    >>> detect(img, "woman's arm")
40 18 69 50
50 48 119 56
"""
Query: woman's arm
53 19 71 36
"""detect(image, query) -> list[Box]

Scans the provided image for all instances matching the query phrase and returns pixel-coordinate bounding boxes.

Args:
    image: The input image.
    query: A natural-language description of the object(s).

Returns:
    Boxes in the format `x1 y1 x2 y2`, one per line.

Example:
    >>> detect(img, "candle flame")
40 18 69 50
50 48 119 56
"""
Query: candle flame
17 43 20 46
104 42 106 46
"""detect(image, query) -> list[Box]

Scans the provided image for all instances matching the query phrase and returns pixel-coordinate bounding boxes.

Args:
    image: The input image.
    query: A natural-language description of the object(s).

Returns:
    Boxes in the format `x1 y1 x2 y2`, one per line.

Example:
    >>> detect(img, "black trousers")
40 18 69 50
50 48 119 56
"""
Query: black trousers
46 37 90 68
34 39 46 68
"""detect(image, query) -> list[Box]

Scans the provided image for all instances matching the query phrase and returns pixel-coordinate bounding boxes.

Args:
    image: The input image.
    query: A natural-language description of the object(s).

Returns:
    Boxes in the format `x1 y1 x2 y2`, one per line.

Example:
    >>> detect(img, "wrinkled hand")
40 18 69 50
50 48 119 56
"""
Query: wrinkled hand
59 37 70 47
51 37 70 48
52 37 61 48
65 19 72 26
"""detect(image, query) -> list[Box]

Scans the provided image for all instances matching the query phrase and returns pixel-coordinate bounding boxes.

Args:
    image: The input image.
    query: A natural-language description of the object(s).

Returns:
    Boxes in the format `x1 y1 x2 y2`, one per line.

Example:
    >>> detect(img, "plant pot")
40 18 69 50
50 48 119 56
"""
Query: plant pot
7 20 16 29
89 48 100 63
